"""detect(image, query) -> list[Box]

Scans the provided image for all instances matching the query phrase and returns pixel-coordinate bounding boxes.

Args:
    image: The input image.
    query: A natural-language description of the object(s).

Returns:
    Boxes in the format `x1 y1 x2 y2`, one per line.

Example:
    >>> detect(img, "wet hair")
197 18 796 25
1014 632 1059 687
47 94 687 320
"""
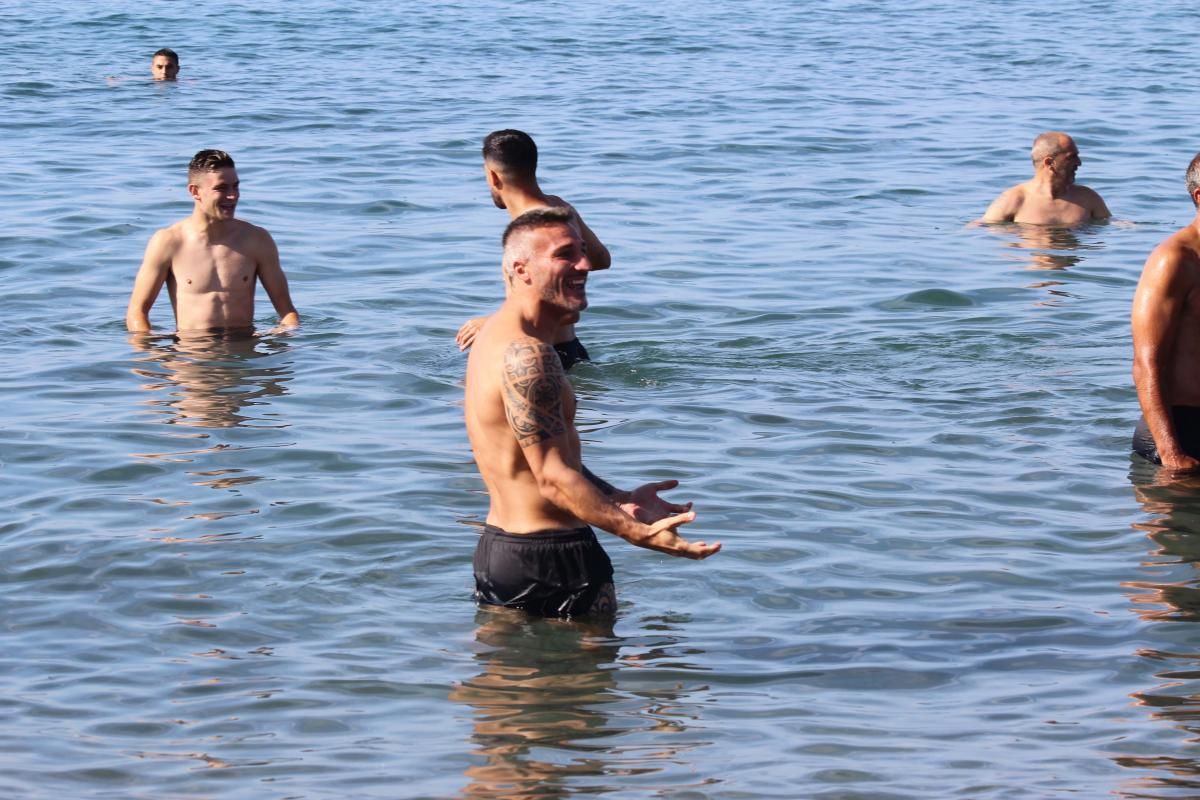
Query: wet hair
1031 131 1070 165
188 149 235 181
153 48 179 65
1186 153 1200 206
483 129 538 180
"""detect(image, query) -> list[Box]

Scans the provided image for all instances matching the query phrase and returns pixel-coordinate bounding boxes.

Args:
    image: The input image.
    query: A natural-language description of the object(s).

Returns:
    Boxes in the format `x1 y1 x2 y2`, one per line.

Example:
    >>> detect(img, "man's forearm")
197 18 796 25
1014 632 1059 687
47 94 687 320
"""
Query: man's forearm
543 467 647 544
1137 362 1183 457
582 464 619 497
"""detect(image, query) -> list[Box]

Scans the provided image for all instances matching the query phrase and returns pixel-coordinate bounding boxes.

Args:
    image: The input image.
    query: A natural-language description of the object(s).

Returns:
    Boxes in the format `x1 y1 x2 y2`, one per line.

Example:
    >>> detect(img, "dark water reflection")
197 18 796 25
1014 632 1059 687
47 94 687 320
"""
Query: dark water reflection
1119 464 1200 797
453 608 714 799
128 332 294 430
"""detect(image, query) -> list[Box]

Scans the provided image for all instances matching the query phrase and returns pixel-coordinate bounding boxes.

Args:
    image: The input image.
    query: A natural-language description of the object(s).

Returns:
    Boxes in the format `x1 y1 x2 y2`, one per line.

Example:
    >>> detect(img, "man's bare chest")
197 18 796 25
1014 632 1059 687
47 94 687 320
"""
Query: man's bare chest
171 241 257 292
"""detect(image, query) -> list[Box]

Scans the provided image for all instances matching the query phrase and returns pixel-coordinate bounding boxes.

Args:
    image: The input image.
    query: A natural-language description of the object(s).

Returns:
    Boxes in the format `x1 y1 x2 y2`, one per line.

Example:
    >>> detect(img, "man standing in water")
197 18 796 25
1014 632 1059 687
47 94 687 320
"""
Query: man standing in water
982 132 1110 225
151 48 180 81
456 129 610 369
126 149 300 334
1132 153 1200 470
464 208 719 617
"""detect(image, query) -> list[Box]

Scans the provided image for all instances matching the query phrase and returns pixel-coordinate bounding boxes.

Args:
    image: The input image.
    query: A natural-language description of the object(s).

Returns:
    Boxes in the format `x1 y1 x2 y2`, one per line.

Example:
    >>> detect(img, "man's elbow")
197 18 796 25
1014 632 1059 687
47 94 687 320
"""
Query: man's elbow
535 466 579 506
125 309 150 332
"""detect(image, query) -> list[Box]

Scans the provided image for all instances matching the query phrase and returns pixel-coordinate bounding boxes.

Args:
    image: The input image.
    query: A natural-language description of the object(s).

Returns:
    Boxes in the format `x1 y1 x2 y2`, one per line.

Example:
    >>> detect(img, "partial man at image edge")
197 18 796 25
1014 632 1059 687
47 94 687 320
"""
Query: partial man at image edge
125 149 299 337
463 207 719 618
456 129 611 370
1132 152 1200 471
981 131 1110 226
152 48 180 81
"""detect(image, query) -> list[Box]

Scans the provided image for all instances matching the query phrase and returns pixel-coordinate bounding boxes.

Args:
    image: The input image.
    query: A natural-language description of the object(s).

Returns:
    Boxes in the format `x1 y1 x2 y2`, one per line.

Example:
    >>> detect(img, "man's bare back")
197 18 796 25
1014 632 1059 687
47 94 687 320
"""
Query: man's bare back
981 132 1110 227
466 320 586 532
126 150 298 334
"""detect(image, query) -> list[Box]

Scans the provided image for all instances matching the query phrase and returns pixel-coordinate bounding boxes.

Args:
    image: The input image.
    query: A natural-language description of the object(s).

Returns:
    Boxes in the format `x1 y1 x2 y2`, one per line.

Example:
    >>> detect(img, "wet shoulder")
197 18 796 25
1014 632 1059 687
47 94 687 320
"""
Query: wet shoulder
502 336 563 381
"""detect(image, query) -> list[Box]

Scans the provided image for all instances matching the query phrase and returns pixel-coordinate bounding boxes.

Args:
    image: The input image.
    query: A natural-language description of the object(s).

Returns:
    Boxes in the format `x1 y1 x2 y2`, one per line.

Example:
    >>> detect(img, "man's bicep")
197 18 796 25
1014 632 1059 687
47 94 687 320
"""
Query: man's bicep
1133 252 1186 351
501 339 570 449
129 232 172 302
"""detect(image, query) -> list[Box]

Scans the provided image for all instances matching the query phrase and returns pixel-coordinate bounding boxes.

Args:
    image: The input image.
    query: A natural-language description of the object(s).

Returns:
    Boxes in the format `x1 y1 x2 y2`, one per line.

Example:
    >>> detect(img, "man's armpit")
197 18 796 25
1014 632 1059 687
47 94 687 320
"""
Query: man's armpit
502 339 567 447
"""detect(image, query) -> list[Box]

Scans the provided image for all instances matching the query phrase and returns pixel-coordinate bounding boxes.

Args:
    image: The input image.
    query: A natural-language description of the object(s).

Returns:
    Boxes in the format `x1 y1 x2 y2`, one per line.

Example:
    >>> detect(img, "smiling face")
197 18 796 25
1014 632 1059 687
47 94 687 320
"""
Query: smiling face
522 222 592 316
188 166 239 221
151 54 179 81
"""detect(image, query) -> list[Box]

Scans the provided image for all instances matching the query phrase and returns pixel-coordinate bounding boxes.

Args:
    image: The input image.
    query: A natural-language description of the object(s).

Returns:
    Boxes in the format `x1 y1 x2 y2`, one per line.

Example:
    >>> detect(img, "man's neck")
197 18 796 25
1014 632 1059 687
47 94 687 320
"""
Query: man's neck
1032 171 1072 200
504 295 572 342
188 209 236 237
501 184 550 219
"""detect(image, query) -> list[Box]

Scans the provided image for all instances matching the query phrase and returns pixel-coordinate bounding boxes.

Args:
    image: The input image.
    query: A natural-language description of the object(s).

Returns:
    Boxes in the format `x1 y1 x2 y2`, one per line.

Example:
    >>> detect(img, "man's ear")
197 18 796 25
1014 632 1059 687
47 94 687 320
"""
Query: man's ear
187 182 200 200
510 257 531 284
486 166 503 193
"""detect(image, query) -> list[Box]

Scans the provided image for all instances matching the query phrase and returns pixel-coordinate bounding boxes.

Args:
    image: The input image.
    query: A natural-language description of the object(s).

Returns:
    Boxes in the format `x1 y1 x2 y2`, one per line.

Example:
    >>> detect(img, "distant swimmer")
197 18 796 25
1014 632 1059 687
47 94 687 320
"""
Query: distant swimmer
464 208 719 617
126 149 300 335
456 129 610 369
981 132 1110 226
151 48 180 81
1132 153 1200 470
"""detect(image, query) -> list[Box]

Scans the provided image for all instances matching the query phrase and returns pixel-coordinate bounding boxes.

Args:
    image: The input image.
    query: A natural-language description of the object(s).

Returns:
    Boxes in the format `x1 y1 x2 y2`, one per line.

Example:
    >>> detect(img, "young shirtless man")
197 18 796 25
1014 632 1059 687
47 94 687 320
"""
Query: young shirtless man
1132 152 1200 471
126 150 299 335
464 208 719 618
981 132 1110 226
456 129 610 370
151 48 179 81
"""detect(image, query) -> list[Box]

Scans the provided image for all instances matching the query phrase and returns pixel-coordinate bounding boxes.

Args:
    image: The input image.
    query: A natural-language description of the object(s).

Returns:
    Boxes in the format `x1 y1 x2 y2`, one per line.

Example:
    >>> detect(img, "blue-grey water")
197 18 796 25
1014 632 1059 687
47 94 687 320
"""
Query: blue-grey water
4 1 1200 797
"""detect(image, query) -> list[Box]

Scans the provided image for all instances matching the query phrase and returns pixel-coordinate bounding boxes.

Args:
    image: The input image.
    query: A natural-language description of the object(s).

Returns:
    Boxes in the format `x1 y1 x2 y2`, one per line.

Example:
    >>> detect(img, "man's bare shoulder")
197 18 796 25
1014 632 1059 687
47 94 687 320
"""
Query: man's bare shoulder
502 336 562 379
541 195 575 213
1067 184 1109 213
982 183 1027 222
146 219 188 252
1150 226 1200 266
226 218 273 243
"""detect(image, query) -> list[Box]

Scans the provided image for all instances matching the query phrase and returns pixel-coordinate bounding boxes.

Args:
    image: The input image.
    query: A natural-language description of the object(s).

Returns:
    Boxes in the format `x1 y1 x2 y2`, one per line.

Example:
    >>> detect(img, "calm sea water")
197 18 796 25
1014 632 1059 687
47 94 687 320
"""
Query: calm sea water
5 1 1200 797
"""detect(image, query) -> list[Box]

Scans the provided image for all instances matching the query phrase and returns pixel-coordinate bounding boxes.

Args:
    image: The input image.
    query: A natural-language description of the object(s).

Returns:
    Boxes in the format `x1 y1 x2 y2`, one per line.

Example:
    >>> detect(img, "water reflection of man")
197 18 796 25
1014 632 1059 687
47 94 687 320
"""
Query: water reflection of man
129 332 292 429
1119 466 1200 792
451 609 706 798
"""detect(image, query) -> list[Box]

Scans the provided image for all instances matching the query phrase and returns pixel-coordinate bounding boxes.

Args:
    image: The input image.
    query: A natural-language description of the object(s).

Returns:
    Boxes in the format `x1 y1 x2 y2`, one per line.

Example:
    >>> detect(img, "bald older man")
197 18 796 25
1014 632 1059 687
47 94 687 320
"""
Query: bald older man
982 132 1110 226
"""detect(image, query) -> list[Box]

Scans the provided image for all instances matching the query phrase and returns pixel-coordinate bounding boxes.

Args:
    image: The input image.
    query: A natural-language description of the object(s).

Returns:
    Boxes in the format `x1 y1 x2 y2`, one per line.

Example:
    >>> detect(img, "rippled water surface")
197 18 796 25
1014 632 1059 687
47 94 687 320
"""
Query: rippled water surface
7 2 1200 798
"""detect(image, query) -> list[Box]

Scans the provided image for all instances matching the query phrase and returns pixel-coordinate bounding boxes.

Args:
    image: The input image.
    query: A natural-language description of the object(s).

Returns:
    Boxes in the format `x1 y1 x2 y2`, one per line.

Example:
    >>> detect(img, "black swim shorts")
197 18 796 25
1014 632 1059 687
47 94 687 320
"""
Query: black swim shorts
554 337 591 371
1133 406 1200 464
473 525 614 617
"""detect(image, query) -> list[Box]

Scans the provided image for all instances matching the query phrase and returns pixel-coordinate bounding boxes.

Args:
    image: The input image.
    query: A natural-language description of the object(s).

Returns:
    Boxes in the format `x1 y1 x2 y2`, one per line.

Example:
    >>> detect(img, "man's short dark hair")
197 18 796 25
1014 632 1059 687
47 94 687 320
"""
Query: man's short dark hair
188 149 235 181
1186 153 1200 207
483 129 538 180
153 48 179 65
501 206 573 248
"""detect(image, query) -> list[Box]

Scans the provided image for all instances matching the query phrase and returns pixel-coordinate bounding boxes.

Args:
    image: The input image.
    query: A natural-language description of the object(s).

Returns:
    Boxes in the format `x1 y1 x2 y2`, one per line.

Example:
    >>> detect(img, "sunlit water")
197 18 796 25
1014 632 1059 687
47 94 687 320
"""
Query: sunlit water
5 1 1200 797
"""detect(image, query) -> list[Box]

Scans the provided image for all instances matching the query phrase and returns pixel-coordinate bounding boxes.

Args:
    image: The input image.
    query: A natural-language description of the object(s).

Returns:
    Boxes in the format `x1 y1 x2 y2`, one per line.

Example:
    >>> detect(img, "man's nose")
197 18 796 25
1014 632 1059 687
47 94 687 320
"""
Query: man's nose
577 252 593 271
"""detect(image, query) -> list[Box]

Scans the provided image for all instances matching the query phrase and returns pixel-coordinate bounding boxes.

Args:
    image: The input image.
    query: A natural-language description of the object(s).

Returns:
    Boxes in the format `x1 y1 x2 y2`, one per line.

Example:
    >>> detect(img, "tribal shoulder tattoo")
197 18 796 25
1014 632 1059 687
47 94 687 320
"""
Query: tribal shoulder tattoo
502 339 568 447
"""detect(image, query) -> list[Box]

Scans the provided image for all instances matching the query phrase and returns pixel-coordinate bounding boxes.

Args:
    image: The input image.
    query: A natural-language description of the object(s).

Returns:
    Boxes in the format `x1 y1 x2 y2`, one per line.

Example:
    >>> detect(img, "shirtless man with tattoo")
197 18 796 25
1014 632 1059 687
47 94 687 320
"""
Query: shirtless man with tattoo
1132 152 1200 471
463 207 719 617
125 150 300 336
981 132 1110 226
456 129 610 370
